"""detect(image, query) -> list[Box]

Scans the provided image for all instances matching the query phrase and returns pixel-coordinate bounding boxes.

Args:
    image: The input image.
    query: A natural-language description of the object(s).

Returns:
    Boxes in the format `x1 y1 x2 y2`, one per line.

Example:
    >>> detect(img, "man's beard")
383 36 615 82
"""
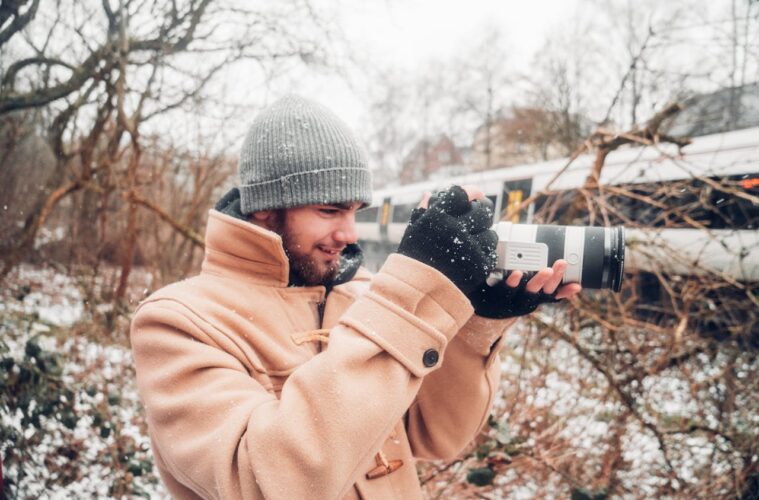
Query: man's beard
275 214 341 287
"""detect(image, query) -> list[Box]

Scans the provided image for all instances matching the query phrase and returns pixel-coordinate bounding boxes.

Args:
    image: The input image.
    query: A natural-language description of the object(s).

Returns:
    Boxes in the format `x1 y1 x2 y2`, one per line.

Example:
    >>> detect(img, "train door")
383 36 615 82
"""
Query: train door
500 178 533 223
379 197 392 243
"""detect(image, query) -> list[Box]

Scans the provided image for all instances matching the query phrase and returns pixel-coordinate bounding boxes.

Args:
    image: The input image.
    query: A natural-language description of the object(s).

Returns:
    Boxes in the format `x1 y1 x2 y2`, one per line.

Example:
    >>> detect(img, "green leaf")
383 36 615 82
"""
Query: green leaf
0 357 14 371
61 413 78 430
18 366 31 384
25 340 41 359
41 402 55 417
571 487 608 500
127 462 143 477
35 356 47 373
466 467 495 487
487 414 498 428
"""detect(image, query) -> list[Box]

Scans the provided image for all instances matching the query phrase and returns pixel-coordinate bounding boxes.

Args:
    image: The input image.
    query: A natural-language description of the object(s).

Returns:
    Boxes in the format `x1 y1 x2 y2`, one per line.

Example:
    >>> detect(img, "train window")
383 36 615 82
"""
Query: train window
501 179 533 223
606 174 759 230
715 174 759 229
525 174 758 229
391 202 416 223
355 206 379 223
531 190 574 224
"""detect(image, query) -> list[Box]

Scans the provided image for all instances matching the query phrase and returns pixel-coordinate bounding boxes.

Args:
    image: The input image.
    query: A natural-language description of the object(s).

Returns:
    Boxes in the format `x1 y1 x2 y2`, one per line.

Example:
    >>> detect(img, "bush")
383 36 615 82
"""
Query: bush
0 315 164 498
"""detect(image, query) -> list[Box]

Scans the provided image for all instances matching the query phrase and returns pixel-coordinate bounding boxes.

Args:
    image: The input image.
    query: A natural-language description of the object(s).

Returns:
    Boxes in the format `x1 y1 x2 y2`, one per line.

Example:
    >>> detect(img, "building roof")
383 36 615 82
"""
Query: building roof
664 82 759 137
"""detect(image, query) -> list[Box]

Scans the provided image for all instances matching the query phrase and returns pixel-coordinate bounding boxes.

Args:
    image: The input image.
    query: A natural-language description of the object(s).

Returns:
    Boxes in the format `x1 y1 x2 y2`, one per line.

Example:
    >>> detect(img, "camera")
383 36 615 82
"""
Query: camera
487 222 626 291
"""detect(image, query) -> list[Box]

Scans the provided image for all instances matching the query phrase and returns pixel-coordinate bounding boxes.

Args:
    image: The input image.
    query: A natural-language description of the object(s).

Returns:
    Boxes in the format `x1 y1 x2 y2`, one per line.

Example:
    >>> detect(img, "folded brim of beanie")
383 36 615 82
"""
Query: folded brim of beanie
240 167 372 214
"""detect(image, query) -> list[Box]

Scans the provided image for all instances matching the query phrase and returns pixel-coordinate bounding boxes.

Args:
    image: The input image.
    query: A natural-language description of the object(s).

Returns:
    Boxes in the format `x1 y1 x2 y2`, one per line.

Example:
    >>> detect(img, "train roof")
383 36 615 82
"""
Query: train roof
372 125 759 203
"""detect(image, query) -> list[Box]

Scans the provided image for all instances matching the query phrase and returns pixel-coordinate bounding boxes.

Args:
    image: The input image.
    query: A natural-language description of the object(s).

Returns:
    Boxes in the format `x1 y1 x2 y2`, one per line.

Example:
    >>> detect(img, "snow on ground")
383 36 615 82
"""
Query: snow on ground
2 264 747 498
0 265 84 327
1 264 168 499
488 315 737 497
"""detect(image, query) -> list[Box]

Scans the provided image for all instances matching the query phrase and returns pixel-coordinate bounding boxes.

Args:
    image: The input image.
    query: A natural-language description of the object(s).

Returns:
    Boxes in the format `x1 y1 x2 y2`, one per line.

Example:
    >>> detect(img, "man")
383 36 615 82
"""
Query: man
130 95 580 499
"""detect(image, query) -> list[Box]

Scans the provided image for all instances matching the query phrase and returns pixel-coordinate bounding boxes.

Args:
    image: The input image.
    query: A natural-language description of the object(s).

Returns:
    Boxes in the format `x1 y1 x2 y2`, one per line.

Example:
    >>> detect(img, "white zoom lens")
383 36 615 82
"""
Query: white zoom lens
494 222 625 291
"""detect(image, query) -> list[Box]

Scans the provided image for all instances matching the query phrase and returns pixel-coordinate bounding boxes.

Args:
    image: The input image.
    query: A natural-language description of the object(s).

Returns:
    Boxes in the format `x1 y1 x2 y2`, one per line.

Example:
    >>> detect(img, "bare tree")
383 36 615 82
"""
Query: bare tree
361 61 460 186
0 0 339 298
361 69 422 187
527 9 625 152
419 101 758 499
450 26 513 170
410 4 759 492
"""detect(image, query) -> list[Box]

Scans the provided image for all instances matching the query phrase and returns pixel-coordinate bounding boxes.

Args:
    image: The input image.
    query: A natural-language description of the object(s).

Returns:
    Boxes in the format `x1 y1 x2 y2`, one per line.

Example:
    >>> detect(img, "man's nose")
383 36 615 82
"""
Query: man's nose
334 216 357 244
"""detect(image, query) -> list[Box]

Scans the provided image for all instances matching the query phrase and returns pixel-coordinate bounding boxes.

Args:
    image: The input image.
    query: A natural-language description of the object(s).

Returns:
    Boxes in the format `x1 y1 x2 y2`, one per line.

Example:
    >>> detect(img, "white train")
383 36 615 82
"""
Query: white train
357 126 759 282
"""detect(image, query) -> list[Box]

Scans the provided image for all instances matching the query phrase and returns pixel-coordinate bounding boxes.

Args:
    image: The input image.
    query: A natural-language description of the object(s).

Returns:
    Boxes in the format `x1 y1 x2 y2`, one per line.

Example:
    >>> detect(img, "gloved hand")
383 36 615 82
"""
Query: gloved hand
467 274 559 318
397 185 498 296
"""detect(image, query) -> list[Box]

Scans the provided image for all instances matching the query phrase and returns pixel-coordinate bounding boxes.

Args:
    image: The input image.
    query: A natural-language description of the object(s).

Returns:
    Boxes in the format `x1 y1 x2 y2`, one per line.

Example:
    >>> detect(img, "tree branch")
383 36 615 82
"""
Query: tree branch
0 0 40 47
128 191 205 248
0 180 83 282
0 42 113 115
2 56 78 89
533 316 683 485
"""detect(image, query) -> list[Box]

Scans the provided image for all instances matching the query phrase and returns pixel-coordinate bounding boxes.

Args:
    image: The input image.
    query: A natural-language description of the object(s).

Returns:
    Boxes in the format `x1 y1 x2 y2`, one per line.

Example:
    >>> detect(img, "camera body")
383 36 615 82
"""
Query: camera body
488 222 626 291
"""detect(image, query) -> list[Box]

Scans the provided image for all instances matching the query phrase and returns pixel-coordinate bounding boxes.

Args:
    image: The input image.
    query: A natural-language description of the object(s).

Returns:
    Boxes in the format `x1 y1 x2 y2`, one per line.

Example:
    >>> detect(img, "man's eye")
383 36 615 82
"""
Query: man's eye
319 208 339 215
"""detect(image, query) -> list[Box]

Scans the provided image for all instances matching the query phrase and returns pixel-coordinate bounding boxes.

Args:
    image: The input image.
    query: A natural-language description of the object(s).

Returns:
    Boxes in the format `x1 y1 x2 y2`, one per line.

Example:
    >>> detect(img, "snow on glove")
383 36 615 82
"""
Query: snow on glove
467 274 560 318
397 185 498 296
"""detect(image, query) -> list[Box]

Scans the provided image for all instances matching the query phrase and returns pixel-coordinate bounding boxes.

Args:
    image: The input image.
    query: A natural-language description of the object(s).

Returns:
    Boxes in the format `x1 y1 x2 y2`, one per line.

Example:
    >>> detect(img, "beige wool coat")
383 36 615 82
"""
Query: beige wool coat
130 210 513 499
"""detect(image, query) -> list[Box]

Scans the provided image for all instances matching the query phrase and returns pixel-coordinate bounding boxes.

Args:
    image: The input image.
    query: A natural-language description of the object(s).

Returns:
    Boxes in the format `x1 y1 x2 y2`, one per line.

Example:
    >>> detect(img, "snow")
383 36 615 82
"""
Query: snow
3 264 753 498
0 265 84 327
1 265 168 499
484 313 748 497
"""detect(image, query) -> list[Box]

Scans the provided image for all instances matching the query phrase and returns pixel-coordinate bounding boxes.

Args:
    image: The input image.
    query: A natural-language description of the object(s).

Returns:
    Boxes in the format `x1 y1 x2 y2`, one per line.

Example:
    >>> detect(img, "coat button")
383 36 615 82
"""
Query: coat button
422 349 439 367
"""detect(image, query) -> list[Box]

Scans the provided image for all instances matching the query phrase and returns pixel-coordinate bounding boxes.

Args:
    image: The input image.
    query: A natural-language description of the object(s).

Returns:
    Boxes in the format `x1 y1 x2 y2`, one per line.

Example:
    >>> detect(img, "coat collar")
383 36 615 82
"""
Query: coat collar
201 209 370 291
201 209 291 286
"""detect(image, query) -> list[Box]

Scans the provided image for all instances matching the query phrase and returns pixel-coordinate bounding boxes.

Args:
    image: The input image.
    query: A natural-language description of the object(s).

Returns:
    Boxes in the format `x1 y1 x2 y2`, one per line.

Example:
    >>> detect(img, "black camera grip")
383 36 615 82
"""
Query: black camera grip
467 274 559 318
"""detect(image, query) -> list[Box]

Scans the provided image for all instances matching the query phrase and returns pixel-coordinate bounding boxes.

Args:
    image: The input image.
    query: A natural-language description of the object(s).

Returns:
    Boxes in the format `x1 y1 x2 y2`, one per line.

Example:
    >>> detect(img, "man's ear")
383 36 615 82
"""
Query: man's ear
250 210 276 230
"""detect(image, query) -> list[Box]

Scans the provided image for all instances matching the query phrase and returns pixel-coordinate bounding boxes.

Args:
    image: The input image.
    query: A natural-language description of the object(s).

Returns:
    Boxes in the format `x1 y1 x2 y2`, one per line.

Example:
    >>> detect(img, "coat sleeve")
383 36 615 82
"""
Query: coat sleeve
130 254 473 500
406 315 517 460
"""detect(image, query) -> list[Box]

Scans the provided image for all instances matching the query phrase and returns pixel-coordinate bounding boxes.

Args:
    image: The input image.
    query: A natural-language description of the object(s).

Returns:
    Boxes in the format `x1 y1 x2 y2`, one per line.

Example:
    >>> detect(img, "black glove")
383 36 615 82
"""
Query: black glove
397 185 498 296
467 274 560 318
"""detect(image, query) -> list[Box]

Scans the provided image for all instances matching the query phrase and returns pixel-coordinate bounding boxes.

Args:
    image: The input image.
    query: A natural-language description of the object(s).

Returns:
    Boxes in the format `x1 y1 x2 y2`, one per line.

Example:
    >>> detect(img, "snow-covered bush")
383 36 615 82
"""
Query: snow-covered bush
0 267 166 499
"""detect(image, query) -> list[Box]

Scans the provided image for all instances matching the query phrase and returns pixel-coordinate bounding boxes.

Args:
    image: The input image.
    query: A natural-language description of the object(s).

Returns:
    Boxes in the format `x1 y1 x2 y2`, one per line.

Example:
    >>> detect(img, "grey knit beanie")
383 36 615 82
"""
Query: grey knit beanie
238 95 372 214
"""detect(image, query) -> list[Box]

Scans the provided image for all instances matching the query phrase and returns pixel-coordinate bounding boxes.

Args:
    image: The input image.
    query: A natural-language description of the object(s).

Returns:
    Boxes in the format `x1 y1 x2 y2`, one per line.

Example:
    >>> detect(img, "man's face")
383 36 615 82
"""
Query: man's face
274 202 362 286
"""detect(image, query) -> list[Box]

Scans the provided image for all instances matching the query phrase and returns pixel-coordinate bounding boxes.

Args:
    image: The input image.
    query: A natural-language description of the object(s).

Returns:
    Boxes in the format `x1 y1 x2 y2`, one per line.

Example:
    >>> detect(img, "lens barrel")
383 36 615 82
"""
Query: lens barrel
495 223 626 291
606 226 625 292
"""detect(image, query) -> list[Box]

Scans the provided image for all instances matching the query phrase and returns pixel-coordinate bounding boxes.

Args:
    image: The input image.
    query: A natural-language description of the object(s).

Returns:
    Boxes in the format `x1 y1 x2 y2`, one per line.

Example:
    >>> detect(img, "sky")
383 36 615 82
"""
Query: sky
339 0 579 69
145 0 589 158
300 0 581 129
180 0 753 157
